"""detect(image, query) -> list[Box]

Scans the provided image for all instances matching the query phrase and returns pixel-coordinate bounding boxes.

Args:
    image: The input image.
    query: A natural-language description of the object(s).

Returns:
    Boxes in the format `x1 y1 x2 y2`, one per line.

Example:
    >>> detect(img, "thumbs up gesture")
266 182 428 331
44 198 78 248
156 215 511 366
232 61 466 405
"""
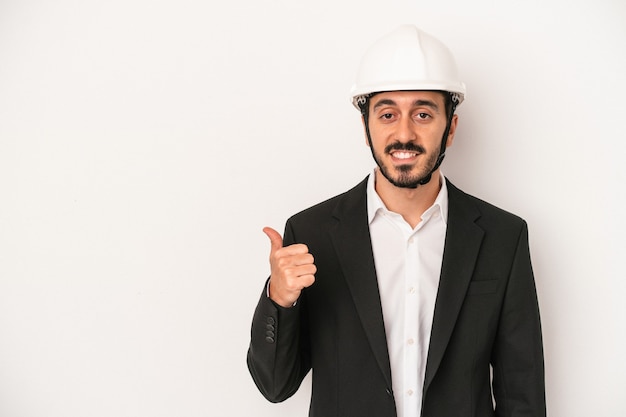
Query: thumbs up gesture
263 227 317 308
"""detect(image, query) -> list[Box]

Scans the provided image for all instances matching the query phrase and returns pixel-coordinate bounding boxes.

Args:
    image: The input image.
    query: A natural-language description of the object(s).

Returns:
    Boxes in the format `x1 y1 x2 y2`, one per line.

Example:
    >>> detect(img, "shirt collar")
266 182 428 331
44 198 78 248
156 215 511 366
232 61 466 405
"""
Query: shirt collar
366 168 449 226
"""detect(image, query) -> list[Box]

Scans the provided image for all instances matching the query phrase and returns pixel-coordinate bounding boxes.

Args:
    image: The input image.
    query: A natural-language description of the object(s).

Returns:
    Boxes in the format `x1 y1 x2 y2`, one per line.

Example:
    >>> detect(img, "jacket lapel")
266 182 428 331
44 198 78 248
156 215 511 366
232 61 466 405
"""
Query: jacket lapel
329 178 393 390
327 177 484 394
423 180 484 392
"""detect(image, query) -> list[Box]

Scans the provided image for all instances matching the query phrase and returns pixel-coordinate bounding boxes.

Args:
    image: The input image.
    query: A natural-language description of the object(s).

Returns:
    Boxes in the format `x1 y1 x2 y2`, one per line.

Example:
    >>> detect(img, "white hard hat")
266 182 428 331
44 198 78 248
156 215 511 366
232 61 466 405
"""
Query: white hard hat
351 25 466 110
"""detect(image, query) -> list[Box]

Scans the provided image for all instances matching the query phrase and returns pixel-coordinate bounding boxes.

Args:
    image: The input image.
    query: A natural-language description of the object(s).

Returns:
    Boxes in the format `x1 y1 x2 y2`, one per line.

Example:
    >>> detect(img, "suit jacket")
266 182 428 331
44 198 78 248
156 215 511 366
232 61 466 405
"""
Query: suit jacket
247 177 545 417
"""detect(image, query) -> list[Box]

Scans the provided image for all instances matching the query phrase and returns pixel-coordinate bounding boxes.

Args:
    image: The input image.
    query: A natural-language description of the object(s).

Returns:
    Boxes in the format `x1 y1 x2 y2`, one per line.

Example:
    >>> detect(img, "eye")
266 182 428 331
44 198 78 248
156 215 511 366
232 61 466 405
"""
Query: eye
378 112 396 122
415 112 431 120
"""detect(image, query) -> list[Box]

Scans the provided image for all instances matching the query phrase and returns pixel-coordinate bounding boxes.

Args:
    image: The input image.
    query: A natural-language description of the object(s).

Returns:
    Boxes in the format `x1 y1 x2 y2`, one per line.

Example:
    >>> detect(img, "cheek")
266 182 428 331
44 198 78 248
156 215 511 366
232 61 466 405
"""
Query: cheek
366 124 386 146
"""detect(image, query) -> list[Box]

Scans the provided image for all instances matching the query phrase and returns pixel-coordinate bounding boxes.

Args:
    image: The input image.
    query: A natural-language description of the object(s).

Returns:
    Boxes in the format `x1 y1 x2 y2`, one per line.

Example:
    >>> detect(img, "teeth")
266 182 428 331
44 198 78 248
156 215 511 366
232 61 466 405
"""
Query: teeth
393 152 415 159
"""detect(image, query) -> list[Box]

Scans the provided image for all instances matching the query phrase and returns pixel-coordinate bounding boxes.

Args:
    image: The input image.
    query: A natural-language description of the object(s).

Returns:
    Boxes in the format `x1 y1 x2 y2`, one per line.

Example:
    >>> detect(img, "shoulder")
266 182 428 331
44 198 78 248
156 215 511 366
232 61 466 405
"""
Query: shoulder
446 179 527 230
287 177 368 226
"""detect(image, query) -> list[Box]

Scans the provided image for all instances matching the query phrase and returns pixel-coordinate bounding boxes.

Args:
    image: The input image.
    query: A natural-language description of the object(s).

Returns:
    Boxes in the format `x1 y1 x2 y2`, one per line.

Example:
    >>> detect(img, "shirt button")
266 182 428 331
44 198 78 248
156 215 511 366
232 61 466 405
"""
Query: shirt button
408 237 415 244
407 338 415 345
407 389 414 396
408 287 416 294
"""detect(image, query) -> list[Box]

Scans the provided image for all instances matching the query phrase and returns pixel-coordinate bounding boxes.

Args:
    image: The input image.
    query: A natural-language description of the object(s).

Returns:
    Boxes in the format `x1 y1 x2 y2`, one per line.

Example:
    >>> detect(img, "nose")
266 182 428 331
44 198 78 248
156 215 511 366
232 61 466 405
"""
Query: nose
395 115 417 143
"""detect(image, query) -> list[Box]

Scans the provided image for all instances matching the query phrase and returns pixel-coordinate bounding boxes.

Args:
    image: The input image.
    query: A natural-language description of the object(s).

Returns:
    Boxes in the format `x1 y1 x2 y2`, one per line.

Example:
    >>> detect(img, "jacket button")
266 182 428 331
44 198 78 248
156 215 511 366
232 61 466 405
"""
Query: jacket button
265 330 275 338
385 388 393 397
266 324 275 331
265 336 275 343
266 317 276 325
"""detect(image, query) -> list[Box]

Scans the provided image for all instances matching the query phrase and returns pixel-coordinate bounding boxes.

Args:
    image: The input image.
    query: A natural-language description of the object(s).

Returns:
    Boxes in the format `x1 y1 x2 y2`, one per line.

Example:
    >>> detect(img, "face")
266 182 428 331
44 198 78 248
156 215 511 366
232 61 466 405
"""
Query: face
365 91 457 189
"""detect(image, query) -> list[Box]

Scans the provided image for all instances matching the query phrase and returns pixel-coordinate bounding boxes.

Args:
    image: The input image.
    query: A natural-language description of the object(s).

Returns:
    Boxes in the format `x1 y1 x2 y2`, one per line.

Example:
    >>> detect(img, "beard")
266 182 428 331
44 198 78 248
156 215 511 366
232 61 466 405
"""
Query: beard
371 141 439 189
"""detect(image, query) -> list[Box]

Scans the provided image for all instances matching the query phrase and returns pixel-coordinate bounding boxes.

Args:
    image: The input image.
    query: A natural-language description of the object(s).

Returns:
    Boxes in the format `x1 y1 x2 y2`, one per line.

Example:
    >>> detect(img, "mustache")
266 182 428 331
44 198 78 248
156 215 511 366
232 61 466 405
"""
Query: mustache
384 142 426 154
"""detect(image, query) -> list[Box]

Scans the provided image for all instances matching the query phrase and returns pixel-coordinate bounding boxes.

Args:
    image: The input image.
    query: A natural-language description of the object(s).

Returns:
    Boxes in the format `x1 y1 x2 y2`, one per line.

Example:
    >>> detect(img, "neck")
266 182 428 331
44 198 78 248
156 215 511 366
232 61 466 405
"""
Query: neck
374 169 442 228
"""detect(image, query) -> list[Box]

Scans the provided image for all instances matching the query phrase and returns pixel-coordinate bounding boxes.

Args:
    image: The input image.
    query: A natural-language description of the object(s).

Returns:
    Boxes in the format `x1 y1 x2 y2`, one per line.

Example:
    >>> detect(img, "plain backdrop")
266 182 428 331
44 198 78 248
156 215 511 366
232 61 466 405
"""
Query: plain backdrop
1 0 625 416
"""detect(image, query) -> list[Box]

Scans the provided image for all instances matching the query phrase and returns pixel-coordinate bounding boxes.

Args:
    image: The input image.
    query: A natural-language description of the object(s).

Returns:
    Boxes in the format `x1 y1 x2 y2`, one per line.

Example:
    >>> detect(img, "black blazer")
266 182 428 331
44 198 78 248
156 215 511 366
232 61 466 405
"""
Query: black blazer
247 177 545 417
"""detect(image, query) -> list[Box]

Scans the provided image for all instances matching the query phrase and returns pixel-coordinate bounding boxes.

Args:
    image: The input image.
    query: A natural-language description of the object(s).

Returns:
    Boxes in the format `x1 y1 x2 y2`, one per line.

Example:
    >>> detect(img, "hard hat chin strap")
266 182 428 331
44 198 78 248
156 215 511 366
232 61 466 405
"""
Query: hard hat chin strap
361 97 456 188
425 103 456 184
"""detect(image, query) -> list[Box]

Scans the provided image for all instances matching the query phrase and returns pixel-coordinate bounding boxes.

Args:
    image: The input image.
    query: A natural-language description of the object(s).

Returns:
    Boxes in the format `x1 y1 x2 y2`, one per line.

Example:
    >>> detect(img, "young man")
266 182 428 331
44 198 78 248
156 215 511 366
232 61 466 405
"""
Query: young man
247 25 546 417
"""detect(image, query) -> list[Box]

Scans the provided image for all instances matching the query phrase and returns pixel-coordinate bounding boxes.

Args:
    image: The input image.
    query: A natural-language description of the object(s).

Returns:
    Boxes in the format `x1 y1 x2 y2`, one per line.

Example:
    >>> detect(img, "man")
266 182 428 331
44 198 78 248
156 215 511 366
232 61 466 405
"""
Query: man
247 25 545 417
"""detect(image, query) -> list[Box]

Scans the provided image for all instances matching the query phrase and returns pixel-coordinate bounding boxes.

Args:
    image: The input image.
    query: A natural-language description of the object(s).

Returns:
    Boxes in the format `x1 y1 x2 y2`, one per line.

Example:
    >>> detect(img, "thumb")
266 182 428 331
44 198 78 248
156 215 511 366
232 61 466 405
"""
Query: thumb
262 227 283 253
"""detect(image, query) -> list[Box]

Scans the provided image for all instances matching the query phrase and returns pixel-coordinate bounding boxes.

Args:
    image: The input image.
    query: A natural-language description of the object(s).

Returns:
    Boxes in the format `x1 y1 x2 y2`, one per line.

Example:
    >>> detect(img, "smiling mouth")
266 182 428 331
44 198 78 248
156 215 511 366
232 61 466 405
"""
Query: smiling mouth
390 151 420 160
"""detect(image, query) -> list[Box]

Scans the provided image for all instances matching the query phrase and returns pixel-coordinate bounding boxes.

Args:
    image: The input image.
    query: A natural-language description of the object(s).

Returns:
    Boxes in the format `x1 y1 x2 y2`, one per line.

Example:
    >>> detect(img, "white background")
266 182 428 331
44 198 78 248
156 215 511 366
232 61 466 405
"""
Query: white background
1 0 625 416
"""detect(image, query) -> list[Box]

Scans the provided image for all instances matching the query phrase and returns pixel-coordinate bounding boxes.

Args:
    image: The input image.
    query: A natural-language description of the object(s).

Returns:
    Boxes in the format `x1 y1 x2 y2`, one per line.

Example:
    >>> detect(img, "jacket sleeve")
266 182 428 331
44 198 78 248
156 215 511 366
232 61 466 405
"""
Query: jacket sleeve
246 220 312 402
491 222 546 417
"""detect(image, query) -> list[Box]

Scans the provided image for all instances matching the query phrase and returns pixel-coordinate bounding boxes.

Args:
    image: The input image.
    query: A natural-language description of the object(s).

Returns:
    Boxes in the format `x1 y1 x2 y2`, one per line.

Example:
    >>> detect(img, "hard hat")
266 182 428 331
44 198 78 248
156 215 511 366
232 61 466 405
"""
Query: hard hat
351 25 466 110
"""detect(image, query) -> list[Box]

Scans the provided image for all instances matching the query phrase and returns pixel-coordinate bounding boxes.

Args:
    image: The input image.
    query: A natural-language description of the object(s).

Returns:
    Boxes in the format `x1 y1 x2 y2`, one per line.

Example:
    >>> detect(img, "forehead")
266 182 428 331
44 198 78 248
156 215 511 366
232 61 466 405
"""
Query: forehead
371 90 445 108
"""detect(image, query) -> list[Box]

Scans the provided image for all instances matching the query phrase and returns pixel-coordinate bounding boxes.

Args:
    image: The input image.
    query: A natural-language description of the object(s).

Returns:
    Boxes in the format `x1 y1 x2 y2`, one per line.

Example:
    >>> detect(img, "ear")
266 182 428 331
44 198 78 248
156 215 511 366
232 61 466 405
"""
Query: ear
445 114 458 148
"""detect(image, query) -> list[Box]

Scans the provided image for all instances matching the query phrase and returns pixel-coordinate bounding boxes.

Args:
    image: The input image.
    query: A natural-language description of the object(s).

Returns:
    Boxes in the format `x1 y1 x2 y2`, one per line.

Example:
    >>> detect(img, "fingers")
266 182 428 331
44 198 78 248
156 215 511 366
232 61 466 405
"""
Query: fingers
263 226 310 258
276 252 315 268
269 263 316 308
263 227 283 254
263 226 316 307
275 255 317 291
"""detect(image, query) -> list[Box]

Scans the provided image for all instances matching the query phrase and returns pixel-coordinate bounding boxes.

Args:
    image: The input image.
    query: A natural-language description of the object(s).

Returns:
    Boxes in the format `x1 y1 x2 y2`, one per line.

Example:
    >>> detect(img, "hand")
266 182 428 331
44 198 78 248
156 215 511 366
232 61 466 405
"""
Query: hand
263 227 316 308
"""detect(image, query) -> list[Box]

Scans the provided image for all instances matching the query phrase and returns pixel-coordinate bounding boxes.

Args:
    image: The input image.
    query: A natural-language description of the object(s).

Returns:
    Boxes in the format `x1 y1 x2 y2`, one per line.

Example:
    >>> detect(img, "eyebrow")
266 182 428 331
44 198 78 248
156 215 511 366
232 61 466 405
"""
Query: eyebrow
372 98 440 112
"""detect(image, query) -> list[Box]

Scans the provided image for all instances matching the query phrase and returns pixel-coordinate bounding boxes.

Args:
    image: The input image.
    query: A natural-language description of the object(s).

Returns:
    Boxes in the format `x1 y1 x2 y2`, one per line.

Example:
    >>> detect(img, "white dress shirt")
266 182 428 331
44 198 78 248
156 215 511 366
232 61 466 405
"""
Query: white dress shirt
367 169 448 417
